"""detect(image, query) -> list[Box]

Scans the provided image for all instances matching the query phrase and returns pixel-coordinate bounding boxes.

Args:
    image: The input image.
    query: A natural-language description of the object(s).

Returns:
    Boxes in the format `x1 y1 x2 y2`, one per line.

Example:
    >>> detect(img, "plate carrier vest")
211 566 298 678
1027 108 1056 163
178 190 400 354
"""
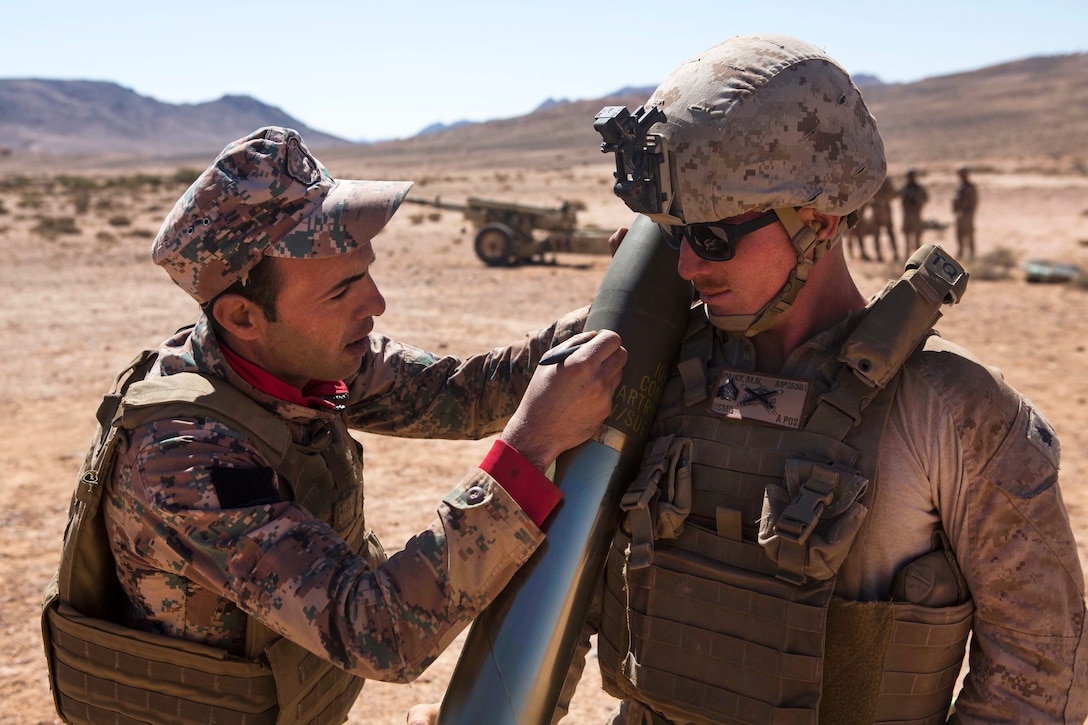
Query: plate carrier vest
42 350 384 724
598 245 974 725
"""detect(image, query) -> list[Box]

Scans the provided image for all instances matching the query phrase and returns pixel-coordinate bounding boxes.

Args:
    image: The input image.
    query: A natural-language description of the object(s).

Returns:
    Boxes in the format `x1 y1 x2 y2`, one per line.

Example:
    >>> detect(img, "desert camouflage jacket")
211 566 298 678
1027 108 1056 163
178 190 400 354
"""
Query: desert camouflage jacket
103 309 584 682
559 305 1087 724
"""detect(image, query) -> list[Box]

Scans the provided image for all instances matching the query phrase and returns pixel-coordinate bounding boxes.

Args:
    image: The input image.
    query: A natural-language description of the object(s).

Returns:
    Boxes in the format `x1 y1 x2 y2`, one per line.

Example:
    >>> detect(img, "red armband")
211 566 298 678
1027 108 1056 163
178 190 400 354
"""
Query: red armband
479 439 562 528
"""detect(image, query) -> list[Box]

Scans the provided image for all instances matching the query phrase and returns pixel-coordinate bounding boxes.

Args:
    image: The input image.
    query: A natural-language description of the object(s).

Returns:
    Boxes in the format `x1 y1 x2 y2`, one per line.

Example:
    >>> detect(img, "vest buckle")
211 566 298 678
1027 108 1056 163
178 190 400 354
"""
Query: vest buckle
775 476 835 545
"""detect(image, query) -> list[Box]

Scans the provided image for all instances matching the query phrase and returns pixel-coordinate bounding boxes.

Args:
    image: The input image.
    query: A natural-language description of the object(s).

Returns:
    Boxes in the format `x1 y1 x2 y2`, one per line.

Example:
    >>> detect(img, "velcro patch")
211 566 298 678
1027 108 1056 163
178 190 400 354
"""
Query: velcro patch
708 367 811 430
210 466 282 508
1026 405 1061 470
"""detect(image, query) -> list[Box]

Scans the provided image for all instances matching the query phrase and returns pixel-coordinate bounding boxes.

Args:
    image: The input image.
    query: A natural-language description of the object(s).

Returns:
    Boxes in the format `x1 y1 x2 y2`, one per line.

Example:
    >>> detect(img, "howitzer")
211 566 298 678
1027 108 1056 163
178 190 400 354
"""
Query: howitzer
438 214 693 724
405 195 613 266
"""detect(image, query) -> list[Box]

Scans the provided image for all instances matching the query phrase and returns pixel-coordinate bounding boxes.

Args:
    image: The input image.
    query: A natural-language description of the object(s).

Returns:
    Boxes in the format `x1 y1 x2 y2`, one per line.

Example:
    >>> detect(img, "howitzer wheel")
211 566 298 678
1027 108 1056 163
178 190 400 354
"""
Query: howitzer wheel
474 224 517 266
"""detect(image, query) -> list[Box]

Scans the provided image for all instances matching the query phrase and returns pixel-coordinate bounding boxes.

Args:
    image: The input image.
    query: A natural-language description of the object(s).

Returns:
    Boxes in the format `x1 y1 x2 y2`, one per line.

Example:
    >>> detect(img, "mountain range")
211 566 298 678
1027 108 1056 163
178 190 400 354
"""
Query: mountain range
0 80 345 156
1 51 1086 167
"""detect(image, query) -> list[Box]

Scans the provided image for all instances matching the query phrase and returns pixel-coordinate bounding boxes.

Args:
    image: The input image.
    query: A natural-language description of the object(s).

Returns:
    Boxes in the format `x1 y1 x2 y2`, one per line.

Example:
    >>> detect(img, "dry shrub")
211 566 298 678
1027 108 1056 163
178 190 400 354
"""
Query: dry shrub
171 168 202 186
0 175 33 192
18 193 43 209
971 246 1018 280
32 215 80 239
72 190 91 214
108 215 132 227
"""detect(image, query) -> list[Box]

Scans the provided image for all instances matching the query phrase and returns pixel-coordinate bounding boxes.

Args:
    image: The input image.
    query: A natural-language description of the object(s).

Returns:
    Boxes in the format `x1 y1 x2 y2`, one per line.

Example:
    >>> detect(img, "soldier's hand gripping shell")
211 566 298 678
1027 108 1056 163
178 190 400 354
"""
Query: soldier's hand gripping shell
499 330 626 473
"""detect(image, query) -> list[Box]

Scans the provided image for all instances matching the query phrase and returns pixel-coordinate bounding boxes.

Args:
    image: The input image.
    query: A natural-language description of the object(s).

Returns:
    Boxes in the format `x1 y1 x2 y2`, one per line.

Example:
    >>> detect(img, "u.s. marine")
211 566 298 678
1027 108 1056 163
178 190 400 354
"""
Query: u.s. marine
549 33 1086 725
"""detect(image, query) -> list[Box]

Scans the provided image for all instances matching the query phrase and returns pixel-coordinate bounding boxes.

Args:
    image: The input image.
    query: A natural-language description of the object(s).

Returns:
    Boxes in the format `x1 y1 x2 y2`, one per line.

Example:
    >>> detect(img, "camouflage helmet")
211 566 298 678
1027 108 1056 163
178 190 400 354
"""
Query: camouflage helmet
640 34 887 335
645 33 885 226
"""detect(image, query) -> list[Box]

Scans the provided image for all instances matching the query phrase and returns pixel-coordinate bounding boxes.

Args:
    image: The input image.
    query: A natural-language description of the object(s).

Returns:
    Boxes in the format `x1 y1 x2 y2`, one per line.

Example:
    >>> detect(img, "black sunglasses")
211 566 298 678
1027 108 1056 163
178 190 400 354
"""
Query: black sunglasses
663 209 780 261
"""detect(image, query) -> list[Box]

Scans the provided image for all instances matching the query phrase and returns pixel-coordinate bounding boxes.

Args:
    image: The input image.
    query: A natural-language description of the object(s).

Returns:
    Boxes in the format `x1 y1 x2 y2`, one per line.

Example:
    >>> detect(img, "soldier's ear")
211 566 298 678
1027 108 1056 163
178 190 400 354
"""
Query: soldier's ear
212 293 264 342
798 209 840 240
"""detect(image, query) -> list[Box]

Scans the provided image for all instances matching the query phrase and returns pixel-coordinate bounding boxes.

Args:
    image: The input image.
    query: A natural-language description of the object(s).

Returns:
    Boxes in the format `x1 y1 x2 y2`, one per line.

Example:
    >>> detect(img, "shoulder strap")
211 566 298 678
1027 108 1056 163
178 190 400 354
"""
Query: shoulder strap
771 246 967 584
805 244 968 440
120 372 293 468
676 311 715 406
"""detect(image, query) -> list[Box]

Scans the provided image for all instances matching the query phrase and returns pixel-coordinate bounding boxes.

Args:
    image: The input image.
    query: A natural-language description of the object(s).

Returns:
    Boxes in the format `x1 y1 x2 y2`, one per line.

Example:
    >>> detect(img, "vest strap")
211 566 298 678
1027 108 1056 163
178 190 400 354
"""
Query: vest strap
677 358 707 407
677 316 715 406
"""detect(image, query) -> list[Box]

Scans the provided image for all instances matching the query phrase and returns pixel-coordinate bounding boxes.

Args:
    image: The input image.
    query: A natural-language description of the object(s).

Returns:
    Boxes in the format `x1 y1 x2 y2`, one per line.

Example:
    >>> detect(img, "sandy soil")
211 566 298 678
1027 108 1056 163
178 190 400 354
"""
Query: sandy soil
1 158 1087 724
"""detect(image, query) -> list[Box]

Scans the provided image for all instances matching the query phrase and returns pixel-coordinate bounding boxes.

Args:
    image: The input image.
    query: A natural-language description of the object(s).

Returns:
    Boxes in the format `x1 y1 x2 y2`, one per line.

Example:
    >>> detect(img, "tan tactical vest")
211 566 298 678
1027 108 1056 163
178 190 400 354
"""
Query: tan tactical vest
598 246 975 725
42 351 383 724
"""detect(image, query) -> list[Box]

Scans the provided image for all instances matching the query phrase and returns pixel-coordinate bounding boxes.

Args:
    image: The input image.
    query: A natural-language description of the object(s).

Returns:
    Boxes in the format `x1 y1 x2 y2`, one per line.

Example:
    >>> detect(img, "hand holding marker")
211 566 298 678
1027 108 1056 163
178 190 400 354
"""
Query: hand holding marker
539 342 587 366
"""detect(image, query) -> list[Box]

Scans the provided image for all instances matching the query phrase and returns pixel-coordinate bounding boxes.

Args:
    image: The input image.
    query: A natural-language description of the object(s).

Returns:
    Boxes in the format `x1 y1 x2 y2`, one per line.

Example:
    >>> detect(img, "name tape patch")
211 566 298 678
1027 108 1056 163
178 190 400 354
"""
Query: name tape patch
708 367 811 430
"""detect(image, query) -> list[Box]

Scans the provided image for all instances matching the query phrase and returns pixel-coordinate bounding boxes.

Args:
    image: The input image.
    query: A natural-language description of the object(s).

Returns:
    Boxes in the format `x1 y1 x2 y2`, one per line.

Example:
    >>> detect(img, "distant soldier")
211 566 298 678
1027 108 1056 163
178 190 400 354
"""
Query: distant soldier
869 175 899 260
899 168 928 252
953 166 979 259
845 202 873 261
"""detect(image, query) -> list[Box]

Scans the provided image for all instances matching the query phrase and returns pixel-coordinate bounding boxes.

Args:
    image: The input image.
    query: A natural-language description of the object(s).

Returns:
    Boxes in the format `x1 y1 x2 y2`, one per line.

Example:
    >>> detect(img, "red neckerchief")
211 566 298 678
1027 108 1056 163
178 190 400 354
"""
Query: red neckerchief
220 343 349 411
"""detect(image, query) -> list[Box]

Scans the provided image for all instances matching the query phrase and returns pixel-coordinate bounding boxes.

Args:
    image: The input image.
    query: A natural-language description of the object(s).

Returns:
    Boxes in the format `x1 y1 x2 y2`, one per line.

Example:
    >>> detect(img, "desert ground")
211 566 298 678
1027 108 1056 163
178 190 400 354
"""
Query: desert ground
1 151 1087 725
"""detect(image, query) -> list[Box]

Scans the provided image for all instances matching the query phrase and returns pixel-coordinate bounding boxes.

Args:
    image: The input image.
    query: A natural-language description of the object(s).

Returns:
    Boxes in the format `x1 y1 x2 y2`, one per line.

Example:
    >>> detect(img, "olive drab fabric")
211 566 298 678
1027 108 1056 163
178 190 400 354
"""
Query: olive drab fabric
43 358 375 724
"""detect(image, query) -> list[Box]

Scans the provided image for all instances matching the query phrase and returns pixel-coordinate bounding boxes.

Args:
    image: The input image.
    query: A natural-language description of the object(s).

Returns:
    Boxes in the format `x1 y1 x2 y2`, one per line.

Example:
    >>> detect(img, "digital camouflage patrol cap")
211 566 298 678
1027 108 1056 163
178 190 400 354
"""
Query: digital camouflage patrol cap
645 33 886 226
152 126 413 304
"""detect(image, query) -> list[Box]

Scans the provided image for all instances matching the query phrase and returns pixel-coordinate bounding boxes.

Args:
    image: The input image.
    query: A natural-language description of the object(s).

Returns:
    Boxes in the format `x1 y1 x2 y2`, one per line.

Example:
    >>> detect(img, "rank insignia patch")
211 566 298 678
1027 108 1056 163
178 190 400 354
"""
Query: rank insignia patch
708 367 811 429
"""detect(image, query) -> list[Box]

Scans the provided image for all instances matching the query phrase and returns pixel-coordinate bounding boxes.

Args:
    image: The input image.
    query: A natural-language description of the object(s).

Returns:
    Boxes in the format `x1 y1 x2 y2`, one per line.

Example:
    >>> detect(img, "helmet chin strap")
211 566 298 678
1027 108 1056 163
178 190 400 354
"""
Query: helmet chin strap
706 207 845 336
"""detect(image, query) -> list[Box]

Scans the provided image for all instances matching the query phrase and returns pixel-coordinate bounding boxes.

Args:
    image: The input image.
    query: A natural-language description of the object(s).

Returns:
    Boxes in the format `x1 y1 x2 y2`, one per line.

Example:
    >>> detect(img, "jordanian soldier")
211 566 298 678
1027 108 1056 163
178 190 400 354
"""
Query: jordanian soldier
42 126 626 724
550 34 1085 724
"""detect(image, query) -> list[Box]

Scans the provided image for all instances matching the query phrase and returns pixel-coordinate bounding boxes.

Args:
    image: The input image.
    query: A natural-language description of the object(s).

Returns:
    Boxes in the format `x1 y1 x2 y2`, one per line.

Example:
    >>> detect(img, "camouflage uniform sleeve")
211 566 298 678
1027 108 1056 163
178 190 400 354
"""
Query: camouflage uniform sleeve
345 306 588 438
107 417 545 682
915 340 1088 723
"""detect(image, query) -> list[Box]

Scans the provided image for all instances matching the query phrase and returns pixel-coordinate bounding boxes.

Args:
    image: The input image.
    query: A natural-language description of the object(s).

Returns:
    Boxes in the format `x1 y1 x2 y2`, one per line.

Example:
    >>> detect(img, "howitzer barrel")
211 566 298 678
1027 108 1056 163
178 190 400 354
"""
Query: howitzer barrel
403 196 468 212
438 215 693 724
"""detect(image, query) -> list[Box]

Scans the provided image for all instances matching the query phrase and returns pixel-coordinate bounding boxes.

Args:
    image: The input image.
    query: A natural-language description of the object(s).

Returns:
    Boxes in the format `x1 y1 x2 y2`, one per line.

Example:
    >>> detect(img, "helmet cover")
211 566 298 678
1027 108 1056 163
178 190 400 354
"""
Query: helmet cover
646 33 886 226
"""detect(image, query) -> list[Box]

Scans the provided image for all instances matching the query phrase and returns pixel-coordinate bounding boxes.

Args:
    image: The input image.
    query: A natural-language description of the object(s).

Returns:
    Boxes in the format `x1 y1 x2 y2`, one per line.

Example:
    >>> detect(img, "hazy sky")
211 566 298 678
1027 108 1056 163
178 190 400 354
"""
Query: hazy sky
3 0 1085 142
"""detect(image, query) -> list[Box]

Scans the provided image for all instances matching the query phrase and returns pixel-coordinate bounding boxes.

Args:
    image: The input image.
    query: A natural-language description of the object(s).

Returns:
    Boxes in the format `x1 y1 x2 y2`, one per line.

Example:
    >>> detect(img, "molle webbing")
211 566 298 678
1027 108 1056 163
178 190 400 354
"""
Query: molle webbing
600 528 832 725
600 409 862 724
45 602 278 725
43 364 368 724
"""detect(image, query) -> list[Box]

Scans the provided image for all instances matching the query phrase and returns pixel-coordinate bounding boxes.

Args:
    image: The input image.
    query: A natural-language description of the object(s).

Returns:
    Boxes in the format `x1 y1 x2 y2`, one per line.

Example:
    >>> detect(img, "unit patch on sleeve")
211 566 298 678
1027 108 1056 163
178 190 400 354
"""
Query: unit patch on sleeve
708 367 811 429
